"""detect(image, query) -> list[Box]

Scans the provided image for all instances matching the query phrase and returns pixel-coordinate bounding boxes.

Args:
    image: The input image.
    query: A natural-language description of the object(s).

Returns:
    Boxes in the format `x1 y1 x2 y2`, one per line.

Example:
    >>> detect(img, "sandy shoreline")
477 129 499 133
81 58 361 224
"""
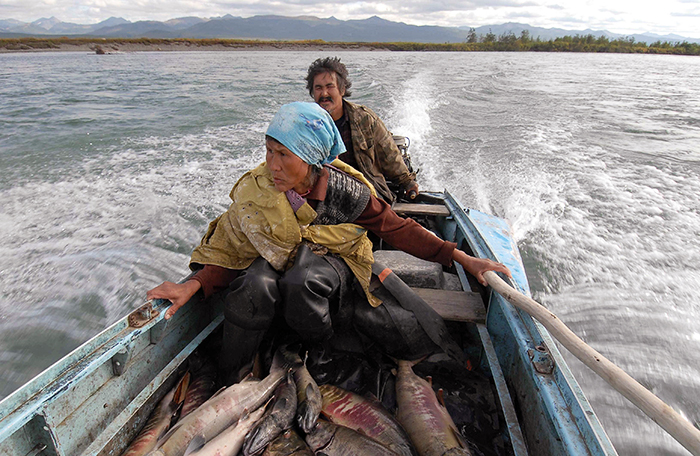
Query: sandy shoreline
0 40 384 54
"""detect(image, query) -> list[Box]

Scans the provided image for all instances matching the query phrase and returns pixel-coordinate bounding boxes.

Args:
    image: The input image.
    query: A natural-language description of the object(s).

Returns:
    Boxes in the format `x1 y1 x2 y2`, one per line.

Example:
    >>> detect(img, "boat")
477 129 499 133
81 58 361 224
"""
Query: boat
0 144 619 455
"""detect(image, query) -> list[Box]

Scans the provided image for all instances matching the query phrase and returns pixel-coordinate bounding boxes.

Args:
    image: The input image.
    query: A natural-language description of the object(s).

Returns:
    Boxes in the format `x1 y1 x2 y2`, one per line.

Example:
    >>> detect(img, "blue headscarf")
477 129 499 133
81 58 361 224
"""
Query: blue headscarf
266 102 346 166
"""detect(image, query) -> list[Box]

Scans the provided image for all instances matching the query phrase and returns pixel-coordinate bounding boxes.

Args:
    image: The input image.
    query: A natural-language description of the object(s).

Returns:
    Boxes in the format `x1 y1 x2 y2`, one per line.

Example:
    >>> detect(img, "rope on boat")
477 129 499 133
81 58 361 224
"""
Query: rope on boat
484 271 700 456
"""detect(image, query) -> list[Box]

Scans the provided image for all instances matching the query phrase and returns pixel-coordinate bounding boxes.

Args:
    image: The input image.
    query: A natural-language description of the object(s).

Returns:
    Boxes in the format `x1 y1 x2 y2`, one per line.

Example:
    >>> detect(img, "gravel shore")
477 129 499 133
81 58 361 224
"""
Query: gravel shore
0 40 382 54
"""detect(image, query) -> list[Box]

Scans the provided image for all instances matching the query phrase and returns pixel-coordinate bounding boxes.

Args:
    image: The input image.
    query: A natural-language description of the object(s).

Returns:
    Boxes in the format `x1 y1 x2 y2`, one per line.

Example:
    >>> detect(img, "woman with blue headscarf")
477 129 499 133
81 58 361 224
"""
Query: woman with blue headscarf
147 102 510 384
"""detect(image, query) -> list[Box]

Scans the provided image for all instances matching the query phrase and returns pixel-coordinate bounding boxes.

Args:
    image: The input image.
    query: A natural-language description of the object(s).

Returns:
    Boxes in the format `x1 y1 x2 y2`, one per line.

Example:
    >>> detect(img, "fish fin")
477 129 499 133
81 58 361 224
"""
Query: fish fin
214 385 228 397
271 395 289 414
271 344 302 373
285 369 295 386
449 425 468 449
437 388 446 407
394 357 427 368
364 391 380 402
241 372 257 382
183 434 206 456
427 376 433 388
252 350 263 379
304 383 315 398
156 422 182 448
155 422 171 442
173 371 191 406
239 407 250 423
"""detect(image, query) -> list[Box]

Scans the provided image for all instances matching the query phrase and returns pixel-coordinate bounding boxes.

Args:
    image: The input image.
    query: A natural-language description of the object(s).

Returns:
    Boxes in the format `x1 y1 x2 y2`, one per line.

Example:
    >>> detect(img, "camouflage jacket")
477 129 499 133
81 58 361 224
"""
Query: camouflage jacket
344 100 416 203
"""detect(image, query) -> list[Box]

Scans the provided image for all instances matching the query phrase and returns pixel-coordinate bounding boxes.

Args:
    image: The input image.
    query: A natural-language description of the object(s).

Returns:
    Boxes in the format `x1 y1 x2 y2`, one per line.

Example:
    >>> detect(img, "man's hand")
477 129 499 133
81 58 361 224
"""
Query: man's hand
405 181 419 200
146 279 202 319
452 249 512 286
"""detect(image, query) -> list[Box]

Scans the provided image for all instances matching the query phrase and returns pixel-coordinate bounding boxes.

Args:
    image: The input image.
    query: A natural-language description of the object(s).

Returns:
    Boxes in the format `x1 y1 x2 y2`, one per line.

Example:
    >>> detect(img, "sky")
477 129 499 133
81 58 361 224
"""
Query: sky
1 0 699 39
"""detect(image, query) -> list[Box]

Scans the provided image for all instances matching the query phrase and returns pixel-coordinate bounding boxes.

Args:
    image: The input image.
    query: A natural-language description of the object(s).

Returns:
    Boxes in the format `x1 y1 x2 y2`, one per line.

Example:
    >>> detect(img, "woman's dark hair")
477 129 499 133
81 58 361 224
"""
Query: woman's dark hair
309 164 323 182
305 57 352 98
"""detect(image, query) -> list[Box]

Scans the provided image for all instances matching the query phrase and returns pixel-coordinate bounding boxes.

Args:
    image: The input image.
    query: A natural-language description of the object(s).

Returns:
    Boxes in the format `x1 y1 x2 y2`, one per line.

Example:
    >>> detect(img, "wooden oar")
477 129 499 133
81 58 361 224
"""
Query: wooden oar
483 270 700 456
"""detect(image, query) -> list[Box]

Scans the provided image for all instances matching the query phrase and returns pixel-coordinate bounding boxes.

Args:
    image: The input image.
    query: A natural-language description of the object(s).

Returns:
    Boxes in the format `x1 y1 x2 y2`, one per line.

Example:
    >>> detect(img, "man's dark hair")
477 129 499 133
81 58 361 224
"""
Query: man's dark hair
305 57 352 98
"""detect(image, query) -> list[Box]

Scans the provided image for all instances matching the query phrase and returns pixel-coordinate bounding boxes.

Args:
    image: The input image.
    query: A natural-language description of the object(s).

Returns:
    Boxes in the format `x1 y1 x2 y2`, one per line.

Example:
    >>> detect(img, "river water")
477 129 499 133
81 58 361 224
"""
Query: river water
1 50 699 455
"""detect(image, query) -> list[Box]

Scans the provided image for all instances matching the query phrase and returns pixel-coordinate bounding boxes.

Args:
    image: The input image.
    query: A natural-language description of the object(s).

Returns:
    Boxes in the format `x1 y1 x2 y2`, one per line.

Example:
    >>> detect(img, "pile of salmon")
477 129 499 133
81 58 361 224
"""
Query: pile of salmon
121 345 483 456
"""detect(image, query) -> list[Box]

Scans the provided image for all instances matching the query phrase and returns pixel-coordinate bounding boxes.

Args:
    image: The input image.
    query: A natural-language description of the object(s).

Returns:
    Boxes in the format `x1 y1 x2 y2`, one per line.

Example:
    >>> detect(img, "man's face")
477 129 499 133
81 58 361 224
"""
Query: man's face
312 72 345 121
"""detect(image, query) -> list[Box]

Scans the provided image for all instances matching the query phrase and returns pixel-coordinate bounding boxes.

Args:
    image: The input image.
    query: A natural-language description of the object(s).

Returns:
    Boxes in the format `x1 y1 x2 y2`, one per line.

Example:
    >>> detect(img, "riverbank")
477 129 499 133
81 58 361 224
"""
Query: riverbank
0 38 380 53
2 36 699 55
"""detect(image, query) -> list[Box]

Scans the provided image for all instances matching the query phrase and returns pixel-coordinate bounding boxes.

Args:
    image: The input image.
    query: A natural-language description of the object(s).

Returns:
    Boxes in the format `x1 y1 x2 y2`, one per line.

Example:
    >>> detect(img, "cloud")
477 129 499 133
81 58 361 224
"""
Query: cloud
0 0 698 38
671 10 700 16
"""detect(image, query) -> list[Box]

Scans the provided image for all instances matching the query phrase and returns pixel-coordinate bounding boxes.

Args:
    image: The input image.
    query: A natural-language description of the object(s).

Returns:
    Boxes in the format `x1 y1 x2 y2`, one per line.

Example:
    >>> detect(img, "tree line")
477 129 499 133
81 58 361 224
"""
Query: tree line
459 29 700 55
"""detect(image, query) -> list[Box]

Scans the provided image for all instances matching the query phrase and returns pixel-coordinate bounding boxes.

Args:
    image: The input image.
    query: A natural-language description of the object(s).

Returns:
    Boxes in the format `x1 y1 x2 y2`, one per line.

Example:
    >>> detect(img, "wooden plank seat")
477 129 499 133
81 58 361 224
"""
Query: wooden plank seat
412 287 486 323
372 250 484 323
392 202 451 217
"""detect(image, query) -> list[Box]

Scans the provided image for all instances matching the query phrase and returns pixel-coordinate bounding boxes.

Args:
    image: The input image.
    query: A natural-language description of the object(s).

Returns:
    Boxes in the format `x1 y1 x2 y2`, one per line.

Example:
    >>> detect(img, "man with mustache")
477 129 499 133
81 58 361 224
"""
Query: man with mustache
306 57 419 203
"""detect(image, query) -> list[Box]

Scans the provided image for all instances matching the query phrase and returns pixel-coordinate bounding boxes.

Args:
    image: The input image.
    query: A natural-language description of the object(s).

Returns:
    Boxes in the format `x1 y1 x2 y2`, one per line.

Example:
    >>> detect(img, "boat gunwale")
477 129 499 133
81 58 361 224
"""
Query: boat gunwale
443 190 617 455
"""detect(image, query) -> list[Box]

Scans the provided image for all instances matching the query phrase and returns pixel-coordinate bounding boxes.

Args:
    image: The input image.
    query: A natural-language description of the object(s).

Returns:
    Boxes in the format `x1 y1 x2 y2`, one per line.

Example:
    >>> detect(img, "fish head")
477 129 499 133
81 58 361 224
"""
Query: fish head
297 399 320 434
303 420 334 451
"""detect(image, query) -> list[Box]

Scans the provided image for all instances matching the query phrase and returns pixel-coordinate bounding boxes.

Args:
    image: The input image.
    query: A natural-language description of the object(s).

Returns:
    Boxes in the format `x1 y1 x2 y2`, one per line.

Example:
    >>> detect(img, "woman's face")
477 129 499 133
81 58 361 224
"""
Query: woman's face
266 138 311 193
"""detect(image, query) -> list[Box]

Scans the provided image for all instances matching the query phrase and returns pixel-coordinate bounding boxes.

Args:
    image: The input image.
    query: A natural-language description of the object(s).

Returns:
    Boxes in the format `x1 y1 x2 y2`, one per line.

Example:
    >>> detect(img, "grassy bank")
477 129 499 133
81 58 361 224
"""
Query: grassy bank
1 36 698 56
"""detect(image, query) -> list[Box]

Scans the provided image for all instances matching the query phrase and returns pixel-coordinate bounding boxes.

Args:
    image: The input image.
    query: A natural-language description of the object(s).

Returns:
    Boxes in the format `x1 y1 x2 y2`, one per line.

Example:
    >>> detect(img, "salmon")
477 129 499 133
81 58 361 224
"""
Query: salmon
148 365 287 456
243 374 297 456
319 384 417 456
277 345 322 434
395 360 474 456
261 429 313 456
180 362 217 419
122 374 188 456
183 404 267 456
305 420 400 455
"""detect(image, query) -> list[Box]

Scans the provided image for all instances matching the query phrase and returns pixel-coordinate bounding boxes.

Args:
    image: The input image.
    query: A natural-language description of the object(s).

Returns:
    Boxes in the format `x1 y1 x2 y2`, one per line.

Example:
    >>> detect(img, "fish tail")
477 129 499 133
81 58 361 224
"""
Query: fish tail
173 371 191 406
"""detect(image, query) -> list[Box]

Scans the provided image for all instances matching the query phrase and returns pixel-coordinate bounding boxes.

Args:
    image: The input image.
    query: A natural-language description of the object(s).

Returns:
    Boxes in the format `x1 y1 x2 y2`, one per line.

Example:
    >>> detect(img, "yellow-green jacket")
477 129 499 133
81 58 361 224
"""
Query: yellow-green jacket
190 160 382 307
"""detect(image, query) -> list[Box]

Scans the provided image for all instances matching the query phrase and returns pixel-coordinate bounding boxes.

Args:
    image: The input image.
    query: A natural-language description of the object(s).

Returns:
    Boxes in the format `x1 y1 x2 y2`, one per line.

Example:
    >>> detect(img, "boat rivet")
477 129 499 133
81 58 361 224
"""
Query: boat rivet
43 426 49 431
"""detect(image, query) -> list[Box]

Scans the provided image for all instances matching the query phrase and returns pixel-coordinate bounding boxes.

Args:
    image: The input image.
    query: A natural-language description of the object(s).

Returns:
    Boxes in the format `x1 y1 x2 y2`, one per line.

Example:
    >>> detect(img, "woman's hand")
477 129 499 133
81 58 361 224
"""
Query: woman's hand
146 280 202 319
452 249 512 287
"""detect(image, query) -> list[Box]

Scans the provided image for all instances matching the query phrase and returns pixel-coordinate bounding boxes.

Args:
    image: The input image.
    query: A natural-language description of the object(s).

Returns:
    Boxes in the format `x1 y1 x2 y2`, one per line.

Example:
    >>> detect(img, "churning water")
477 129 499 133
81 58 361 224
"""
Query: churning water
1 50 699 455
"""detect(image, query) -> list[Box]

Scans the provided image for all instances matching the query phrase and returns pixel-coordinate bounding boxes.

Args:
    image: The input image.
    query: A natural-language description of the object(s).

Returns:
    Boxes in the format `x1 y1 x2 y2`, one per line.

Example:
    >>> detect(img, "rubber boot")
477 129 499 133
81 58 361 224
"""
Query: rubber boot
221 257 280 384
279 245 341 342
353 285 438 360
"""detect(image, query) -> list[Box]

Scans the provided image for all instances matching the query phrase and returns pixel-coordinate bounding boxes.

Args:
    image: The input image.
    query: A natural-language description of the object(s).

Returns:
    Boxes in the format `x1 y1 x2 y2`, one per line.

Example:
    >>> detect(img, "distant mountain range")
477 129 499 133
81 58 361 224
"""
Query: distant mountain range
1 15 698 45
